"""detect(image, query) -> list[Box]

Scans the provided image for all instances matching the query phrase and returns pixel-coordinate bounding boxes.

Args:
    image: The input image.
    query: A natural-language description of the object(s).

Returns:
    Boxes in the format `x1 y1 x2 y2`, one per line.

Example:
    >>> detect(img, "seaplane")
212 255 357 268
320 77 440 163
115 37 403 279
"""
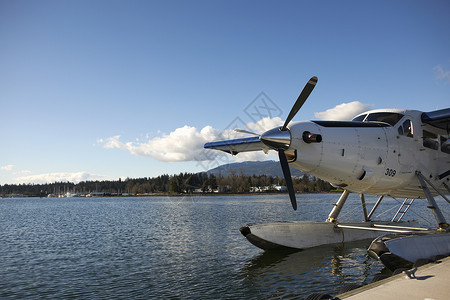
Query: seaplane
204 76 450 268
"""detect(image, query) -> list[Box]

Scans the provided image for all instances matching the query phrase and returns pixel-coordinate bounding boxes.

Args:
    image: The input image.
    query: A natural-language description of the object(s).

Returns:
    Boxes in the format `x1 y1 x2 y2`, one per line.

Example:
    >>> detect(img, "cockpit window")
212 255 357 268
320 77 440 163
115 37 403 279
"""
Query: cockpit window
352 113 403 126
400 119 413 138
365 113 404 126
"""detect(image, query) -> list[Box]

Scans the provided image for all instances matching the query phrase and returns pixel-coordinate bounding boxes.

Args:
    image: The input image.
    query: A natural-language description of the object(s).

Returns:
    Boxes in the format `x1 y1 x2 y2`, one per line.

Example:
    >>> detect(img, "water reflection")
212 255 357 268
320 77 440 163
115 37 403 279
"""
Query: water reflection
240 240 382 298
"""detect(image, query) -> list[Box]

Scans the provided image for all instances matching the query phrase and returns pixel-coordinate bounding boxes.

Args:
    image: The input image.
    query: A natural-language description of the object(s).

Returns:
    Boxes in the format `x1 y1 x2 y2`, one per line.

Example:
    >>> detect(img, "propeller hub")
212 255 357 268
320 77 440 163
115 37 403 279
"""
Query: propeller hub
260 127 291 150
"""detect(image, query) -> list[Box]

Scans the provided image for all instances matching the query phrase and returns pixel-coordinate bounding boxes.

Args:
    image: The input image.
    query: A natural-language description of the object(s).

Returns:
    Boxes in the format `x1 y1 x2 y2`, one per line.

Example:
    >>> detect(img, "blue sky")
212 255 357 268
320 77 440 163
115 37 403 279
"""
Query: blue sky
1 0 449 184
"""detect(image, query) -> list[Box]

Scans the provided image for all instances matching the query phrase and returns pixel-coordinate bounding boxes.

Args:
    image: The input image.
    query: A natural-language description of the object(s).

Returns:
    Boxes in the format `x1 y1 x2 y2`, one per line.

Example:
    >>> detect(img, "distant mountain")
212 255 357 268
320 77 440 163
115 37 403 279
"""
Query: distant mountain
206 160 305 178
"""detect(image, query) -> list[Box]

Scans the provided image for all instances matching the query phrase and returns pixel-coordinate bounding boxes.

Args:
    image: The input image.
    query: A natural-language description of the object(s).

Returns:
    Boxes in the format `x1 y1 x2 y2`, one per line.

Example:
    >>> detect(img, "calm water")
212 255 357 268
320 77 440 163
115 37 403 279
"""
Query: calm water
0 194 447 299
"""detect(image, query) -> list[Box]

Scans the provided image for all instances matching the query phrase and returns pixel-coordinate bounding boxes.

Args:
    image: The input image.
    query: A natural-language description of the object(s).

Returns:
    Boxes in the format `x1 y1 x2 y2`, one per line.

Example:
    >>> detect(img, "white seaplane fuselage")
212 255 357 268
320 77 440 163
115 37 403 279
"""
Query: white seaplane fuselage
286 109 449 198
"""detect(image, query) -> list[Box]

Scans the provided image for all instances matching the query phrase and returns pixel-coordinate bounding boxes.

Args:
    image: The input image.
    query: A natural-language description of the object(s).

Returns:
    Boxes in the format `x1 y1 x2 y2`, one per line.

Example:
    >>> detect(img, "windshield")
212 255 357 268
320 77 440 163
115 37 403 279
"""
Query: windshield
352 114 366 122
352 112 404 126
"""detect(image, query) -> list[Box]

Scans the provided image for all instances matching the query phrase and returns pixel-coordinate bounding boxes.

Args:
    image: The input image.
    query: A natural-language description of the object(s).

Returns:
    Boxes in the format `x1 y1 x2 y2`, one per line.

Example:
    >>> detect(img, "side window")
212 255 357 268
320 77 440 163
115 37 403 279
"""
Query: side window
423 130 438 150
441 137 450 154
401 120 413 138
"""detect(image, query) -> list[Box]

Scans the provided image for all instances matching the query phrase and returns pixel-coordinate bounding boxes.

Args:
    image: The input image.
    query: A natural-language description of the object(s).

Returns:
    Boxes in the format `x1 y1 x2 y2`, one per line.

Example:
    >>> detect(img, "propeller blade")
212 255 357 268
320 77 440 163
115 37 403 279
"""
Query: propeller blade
234 129 259 136
278 150 297 210
281 76 318 131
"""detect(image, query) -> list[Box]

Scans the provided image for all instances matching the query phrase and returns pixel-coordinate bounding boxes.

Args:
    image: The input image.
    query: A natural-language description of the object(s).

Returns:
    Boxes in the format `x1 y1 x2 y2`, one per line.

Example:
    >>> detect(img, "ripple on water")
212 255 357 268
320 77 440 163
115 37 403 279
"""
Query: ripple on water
1 195 444 299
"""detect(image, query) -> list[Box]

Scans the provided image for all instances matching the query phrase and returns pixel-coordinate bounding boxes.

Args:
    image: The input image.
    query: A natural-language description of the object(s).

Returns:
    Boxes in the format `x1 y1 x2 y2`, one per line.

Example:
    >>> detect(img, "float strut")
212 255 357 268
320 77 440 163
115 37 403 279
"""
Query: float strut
416 171 448 229
327 190 350 222
367 195 384 221
360 194 369 221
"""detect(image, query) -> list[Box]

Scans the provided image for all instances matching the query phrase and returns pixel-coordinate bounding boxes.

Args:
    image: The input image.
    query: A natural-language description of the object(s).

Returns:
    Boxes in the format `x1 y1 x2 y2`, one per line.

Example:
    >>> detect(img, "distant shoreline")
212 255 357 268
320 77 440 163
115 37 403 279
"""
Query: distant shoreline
139 191 342 197
1 191 342 199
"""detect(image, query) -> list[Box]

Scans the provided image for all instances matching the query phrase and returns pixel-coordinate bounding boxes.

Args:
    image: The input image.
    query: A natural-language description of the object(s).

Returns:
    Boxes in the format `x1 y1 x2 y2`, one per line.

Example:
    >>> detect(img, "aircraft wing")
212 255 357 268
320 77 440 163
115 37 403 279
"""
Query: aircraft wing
204 136 268 155
422 108 450 130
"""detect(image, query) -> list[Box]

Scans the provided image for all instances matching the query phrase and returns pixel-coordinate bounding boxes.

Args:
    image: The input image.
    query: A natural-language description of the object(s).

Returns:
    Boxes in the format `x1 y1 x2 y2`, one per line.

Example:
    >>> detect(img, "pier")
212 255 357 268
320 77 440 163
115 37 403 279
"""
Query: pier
338 256 450 300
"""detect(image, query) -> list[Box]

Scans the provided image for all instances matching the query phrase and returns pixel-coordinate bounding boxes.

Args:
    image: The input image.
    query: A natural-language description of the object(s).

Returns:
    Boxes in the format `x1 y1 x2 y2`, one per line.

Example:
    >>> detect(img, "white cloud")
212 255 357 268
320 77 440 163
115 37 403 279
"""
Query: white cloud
98 117 285 163
314 101 373 121
13 172 114 184
434 65 450 84
245 117 283 133
101 125 226 162
0 164 14 171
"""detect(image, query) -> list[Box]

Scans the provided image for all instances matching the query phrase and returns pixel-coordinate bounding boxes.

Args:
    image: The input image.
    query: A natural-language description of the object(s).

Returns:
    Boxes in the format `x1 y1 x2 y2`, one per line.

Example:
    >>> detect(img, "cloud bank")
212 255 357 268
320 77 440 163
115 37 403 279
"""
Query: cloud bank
14 172 115 184
314 101 373 120
99 117 282 163
100 126 222 162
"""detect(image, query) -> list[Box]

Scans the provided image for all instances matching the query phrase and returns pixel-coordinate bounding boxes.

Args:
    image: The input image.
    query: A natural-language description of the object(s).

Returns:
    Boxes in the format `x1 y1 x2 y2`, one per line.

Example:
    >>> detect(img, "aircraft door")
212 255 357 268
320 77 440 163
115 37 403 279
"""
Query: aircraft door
396 118 416 171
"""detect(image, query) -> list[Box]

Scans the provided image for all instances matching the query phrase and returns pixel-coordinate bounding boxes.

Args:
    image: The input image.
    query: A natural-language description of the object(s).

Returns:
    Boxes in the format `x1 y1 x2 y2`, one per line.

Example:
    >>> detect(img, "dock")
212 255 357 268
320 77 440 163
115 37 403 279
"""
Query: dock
338 256 450 300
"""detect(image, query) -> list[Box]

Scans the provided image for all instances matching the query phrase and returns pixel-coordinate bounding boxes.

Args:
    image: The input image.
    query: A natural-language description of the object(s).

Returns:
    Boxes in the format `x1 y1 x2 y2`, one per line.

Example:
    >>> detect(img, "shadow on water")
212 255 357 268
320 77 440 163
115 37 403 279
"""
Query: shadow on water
239 239 387 299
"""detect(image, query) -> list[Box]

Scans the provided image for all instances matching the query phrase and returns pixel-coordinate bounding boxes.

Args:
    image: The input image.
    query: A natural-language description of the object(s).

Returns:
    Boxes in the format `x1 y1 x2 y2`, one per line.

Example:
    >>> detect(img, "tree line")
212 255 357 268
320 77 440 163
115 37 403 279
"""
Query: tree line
0 171 334 197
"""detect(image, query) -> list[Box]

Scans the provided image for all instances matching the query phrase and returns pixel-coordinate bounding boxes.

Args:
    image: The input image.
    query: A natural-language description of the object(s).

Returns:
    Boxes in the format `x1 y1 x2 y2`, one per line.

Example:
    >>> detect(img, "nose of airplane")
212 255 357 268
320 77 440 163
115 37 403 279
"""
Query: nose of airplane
259 76 318 211
260 127 291 150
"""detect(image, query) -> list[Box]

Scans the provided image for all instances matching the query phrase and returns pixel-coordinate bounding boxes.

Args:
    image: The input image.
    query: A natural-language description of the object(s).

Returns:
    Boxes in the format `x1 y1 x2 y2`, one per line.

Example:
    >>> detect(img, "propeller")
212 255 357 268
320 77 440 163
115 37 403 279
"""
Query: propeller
260 76 318 210
281 76 318 131
278 149 297 210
